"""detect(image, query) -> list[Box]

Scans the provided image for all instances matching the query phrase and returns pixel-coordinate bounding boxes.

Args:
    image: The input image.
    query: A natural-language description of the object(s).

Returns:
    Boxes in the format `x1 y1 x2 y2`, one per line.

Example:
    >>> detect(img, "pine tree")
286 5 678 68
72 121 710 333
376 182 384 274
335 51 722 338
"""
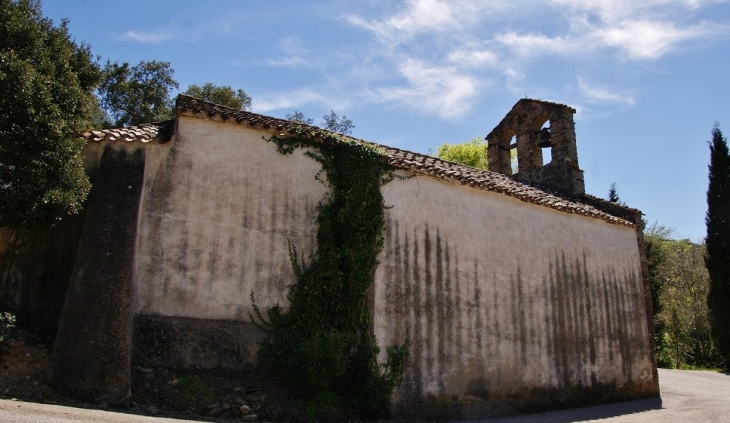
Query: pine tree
608 182 621 203
706 124 730 368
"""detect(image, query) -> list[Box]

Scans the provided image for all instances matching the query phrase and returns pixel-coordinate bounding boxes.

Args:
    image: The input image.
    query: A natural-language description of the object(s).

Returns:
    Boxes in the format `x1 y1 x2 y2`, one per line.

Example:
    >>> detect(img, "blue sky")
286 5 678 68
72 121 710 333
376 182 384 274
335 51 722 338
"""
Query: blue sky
44 0 730 241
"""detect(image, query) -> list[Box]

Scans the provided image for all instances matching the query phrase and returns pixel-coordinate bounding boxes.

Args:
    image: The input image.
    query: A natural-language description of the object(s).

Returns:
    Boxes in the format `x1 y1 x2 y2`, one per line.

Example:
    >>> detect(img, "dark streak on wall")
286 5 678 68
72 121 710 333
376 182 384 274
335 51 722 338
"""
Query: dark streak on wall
382 222 656 419
137 134 320 318
49 146 146 403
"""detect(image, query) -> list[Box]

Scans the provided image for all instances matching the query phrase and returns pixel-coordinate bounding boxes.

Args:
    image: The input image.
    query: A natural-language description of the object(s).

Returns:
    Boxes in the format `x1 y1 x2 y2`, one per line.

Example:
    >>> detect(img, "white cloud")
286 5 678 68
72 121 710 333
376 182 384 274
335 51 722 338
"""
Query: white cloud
345 0 459 42
264 37 319 68
496 32 584 57
119 30 173 44
549 0 717 23
344 0 507 44
265 57 315 67
336 0 727 119
119 16 236 44
578 78 635 106
594 20 725 60
447 48 499 68
496 17 726 61
365 59 480 119
253 89 347 114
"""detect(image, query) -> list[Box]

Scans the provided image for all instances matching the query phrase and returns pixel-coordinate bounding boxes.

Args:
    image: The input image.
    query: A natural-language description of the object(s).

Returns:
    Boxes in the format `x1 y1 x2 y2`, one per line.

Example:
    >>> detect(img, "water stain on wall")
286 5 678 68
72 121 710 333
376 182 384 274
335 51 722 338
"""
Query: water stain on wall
378 219 653 417
135 125 323 319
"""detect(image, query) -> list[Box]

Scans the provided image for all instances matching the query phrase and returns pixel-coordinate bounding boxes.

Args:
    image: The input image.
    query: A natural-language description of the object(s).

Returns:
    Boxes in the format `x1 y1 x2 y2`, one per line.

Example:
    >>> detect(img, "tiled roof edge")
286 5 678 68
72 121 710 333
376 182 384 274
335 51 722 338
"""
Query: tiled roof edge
89 95 633 228
380 145 635 228
175 95 636 228
81 120 175 144
580 193 644 227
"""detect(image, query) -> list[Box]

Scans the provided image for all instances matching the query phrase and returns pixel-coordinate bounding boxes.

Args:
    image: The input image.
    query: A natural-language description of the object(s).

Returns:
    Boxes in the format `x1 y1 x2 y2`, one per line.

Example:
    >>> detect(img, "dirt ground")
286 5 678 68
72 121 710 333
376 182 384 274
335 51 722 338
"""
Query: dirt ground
0 325 310 422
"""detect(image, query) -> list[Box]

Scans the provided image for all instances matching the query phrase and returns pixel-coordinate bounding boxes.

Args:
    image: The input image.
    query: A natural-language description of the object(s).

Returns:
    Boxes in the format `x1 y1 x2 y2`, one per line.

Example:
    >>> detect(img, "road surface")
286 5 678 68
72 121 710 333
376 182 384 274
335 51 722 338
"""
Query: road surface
1 369 728 422
479 368 730 422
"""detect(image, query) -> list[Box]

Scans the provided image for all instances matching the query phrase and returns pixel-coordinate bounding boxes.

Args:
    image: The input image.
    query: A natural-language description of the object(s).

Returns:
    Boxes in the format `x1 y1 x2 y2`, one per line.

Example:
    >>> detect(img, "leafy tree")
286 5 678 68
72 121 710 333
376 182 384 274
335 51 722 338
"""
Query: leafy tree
97 60 178 126
435 137 489 170
286 110 355 135
182 83 251 110
647 222 718 369
664 239 714 368
645 224 671 367
286 110 314 125
706 124 730 368
0 0 101 228
321 110 354 135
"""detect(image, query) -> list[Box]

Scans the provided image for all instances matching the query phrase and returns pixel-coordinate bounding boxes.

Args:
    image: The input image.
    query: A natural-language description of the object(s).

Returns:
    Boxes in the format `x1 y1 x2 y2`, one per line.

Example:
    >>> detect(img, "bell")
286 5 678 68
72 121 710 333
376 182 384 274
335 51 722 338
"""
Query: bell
538 127 551 148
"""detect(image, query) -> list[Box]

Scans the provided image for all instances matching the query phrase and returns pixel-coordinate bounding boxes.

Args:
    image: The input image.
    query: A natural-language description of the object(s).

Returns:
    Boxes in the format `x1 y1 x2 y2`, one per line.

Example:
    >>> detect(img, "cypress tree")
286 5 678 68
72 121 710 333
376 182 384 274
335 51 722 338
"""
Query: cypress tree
706 124 730 368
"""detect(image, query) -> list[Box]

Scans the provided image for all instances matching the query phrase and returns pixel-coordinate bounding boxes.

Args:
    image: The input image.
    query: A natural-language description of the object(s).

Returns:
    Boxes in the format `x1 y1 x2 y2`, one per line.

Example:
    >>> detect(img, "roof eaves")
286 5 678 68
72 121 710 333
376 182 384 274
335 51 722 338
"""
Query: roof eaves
172 95 638 228
82 120 174 144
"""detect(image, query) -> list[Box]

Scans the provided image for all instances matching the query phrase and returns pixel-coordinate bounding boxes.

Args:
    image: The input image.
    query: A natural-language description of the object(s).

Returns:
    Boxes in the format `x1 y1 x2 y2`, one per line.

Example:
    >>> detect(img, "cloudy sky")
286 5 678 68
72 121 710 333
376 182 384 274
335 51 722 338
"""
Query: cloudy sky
44 0 730 241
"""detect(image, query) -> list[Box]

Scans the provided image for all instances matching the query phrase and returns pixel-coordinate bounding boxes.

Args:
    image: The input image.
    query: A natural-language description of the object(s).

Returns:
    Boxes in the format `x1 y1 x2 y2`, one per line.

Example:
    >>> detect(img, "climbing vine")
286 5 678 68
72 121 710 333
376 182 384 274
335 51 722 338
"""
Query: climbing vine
251 130 408 419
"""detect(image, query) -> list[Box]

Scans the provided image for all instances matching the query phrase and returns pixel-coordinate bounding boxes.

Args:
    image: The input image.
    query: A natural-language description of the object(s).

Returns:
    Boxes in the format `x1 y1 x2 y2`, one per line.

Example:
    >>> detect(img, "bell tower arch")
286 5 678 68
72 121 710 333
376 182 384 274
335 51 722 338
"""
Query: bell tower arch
486 99 584 196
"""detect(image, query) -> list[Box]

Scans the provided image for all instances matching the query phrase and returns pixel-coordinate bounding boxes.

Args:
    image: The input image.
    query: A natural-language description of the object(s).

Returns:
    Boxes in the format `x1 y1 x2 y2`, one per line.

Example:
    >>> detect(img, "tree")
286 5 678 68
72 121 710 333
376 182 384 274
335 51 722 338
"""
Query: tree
321 110 354 135
706 124 730 368
0 0 101 228
647 223 717 368
286 111 314 125
435 137 489 170
286 110 355 135
608 182 622 203
645 223 671 367
97 60 178 127
182 83 251 110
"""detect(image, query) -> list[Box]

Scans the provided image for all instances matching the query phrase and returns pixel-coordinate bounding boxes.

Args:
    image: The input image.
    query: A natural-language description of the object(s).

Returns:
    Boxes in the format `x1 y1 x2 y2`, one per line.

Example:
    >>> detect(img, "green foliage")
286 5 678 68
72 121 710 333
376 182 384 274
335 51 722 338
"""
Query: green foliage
98 60 178 126
320 110 355 135
286 110 355 135
435 137 489 170
646 224 719 369
608 182 624 204
645 224 669 367
182 83 251 110
251 130 407 420
0 311 16 343
0 0 100 228
706 124 730 369
286 111 314 125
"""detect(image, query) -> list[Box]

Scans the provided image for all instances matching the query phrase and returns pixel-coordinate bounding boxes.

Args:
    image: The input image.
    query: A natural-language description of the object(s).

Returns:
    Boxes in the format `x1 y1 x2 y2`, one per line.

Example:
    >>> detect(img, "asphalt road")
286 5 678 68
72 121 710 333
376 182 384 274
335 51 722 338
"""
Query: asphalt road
0 400 190 423
0 369 728 422
477 368 730 423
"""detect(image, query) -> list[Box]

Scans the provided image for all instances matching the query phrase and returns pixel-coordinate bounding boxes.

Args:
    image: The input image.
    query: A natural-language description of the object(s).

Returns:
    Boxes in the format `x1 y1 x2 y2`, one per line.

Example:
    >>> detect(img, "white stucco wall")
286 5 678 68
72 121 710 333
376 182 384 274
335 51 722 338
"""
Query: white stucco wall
133 117 327 320
373 173 654 411
128 116 654 413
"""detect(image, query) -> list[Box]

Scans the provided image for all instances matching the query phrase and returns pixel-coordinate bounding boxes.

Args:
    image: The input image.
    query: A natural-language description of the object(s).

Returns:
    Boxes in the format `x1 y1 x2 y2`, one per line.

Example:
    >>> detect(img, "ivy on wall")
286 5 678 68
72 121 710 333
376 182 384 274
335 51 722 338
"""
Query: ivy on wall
251 130 408 419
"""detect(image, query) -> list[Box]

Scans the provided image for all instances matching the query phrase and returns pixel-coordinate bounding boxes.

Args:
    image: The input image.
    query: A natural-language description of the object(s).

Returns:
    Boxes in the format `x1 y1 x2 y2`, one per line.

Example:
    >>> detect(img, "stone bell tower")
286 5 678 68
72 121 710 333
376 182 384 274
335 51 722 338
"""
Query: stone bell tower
486 99 585 196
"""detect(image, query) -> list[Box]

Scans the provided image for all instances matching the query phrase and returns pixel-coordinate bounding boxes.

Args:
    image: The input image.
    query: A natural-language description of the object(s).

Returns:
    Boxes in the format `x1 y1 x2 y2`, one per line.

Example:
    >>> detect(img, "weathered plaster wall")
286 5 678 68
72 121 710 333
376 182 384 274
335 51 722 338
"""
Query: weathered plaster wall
134 117 326 321
374 174 655 418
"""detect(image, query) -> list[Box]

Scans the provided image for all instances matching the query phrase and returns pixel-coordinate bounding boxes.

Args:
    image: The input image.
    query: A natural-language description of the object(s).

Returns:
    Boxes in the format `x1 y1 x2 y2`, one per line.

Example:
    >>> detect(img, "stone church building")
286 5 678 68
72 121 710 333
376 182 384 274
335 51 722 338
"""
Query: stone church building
0 95 658 418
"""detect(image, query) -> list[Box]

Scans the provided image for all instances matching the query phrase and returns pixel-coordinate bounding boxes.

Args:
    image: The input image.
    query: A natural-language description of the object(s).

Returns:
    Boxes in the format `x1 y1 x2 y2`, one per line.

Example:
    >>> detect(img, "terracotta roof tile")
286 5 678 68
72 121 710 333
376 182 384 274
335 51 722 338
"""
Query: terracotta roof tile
84 95 639 228
81 120 174 144
174 95 639 228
